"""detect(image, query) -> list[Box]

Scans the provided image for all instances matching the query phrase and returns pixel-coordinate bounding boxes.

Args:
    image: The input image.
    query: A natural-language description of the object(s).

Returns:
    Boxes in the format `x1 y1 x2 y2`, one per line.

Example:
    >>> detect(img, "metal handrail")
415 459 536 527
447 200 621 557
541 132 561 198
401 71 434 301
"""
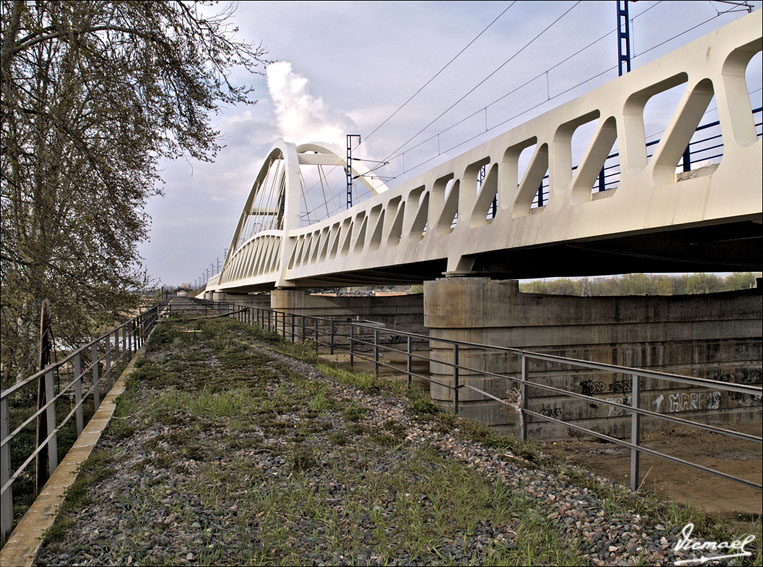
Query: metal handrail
0 302 162 542
200 301 761 496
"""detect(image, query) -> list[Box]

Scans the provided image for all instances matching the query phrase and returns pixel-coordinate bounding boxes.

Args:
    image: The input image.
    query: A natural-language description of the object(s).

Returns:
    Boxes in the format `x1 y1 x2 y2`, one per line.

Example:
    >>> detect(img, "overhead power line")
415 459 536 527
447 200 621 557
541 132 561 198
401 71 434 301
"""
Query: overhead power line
381 1 663 163
384 4 736 180
361 1 517 145
381 1 582 163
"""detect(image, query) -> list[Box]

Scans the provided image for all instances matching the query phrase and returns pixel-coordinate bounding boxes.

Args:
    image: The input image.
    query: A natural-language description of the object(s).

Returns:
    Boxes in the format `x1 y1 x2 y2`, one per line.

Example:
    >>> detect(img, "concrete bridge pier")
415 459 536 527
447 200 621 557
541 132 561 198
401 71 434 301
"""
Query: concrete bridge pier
208 291 271 309
269 289 425 332
423 277 762 440
424 278 523 432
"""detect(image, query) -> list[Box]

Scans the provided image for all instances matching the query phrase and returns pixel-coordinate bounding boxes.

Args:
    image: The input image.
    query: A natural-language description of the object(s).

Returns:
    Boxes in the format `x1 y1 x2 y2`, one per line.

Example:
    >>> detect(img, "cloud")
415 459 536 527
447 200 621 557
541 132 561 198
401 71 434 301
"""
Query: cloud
267 61 356 148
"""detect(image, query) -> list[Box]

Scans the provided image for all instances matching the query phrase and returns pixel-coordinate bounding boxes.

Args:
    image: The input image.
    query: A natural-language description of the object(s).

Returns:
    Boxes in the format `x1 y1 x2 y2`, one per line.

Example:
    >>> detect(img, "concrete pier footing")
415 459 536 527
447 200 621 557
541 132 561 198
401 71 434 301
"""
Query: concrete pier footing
424 277 762 439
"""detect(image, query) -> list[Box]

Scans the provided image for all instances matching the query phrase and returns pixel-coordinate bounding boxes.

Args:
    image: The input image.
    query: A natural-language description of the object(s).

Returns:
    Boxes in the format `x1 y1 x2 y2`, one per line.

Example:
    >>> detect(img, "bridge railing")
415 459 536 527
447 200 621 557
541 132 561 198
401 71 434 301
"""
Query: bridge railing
189 298 762 497
531 106 762 207
0 304 162 542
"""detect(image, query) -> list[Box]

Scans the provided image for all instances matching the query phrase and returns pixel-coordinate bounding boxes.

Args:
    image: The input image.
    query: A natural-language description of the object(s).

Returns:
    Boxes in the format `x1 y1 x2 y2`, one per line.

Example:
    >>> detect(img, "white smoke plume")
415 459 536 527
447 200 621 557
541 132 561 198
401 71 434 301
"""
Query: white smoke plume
267 61 356 148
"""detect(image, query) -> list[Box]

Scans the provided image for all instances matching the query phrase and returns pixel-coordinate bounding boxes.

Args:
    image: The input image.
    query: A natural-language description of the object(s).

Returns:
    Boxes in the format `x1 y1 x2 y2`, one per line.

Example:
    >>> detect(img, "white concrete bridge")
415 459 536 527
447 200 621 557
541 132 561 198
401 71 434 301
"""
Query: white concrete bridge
205 10 761 294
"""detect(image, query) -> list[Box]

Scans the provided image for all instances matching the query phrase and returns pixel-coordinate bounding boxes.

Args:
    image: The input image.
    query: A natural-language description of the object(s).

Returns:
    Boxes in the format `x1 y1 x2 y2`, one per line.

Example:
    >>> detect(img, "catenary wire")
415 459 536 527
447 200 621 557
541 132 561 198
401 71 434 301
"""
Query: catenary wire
380 1 582 163
385 5 733 179
361 1 517 145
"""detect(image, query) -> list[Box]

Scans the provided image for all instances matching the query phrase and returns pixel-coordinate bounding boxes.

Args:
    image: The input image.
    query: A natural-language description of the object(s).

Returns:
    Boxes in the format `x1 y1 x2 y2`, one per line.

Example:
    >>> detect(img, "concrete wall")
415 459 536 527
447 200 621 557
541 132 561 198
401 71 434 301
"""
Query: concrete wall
270 289 425 333
424 277 762 440
208 291 271 309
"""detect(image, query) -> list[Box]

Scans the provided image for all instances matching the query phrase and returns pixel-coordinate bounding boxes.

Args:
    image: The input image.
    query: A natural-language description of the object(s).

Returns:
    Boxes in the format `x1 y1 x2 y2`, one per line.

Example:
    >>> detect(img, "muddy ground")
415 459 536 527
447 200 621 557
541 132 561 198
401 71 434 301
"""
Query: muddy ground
541 422 762 519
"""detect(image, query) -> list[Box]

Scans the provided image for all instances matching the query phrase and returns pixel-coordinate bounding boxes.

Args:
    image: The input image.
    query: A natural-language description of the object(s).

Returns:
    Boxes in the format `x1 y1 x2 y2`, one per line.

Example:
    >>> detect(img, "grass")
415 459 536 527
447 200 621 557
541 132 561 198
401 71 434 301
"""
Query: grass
35 315 762 566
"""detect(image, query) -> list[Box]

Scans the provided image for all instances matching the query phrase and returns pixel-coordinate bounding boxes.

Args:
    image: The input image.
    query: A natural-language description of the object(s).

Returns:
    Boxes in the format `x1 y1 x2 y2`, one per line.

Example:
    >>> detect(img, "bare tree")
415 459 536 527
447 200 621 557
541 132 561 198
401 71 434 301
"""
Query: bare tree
1 1 267 383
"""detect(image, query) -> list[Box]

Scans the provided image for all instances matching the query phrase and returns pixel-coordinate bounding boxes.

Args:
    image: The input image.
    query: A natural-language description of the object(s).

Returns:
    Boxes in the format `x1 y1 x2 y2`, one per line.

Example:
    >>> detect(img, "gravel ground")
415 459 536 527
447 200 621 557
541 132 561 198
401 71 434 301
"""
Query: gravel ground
34 320 741 566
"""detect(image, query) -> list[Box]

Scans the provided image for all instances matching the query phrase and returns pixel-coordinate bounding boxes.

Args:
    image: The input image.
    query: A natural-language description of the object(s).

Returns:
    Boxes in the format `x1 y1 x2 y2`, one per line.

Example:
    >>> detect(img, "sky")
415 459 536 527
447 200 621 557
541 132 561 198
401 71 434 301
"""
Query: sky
138 0 763 287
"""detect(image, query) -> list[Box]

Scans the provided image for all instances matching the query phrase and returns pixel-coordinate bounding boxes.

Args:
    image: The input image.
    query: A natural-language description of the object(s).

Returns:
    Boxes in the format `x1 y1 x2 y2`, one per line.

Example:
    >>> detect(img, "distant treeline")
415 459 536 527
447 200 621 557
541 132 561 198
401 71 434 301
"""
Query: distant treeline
519 273 759 296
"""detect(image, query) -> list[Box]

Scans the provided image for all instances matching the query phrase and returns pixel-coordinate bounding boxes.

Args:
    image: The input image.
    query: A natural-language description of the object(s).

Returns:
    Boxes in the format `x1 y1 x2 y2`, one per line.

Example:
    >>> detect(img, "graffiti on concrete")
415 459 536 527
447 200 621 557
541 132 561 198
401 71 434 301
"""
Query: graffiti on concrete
605 391 722 416
580 379 606 396
668 391 721 412
713 369 762 402
608 396 631 416
609 378 632 395
580 377 634 396
539 405 563 418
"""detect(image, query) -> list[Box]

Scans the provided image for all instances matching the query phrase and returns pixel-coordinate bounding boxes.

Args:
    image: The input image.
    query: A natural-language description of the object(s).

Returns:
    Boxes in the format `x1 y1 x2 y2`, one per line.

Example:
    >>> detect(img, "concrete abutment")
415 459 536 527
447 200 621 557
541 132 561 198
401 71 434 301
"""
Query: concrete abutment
424 277 762 440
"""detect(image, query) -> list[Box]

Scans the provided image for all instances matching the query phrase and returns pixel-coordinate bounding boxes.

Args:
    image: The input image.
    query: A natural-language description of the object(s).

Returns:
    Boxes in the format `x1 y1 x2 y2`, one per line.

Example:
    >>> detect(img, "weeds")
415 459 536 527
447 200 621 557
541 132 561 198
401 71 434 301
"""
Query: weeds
36 315 761 567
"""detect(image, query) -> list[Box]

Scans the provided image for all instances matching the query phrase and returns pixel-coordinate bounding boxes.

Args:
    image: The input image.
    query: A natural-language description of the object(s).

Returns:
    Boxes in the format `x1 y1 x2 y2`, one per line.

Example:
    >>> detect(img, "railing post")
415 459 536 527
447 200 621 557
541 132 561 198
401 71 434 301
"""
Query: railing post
92 343 100 409
1 396 12 543
44 369 58 475
105 333 113 390
315 319 319 349
73 353 84 435
406 335 412 389
122 325 127 365
682 144 691 172
630 373 641 491
520 354 528 443
330 320 335 355
374 329 380 376
113 328 120 375
453 343 460 415
350 324 355 367
291 314 295 342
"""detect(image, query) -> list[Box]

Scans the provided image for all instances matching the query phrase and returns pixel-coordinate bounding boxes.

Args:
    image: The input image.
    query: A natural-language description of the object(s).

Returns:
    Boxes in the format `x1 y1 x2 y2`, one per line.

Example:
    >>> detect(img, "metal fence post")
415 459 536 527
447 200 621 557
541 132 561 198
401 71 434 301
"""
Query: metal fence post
122 325 125 368
520 354 528 442
330 320 335 355
73 353 83 435
350 324 355 367
1 397 12 543
92 343 100 409
406 335 412 389
315 319 319 349
44 369 58 475
374 328 379 376
113 328 120 375
291 314 295 342
105 333 113 390
453 343 460 415
630 373 641 491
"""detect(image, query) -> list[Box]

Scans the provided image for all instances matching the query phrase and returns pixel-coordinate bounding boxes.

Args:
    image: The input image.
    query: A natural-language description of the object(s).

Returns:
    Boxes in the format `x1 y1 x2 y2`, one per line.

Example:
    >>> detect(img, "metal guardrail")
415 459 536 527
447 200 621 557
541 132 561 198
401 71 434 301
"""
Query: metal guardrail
187 298 762 496
0 303 162 542
532 106 763 206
